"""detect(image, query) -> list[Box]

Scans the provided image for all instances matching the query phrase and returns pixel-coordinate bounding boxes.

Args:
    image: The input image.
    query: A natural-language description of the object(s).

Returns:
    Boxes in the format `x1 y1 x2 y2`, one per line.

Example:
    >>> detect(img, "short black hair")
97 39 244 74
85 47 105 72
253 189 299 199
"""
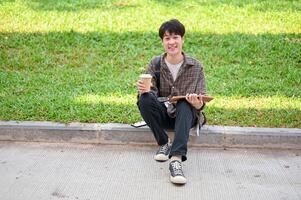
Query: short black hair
158 19 185 40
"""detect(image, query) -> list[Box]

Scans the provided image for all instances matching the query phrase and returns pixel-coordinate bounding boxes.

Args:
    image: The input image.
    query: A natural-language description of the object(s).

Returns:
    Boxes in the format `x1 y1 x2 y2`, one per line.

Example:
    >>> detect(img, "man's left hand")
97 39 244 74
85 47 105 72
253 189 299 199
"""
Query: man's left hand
185 93 203 110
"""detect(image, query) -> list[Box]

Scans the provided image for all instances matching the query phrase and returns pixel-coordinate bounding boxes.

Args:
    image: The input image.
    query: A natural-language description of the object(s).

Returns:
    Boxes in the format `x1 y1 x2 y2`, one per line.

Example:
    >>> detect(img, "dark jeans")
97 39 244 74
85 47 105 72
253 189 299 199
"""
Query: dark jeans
138 92 197 162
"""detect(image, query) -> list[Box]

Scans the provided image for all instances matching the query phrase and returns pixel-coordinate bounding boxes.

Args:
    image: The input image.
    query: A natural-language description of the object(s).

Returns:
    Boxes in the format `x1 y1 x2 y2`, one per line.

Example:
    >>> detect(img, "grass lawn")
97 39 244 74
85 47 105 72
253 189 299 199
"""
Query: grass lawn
0 0 300 128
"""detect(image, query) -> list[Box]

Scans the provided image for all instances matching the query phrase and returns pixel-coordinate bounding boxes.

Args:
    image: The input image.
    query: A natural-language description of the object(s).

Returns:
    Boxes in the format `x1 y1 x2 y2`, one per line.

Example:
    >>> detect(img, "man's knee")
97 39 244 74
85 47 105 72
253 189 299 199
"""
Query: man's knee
138 92 156 108
175 100 195 120
175 100 196 128
176 100 192 112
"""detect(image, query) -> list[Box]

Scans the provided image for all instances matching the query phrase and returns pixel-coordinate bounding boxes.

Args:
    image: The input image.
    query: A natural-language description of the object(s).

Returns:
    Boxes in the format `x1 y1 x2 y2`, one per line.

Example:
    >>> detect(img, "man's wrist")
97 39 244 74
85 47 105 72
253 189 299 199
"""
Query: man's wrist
194 104 202 110
194 102 203 110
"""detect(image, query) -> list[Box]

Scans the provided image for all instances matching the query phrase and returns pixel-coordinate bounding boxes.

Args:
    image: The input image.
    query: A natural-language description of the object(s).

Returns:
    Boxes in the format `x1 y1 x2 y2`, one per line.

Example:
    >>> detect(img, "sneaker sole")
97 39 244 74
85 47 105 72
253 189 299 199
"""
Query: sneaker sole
154 154 169 162
170 176 187 185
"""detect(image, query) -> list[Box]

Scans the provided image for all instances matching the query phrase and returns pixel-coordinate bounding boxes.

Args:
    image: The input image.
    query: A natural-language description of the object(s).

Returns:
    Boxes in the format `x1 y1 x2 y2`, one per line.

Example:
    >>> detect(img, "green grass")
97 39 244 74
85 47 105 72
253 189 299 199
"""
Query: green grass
0 0 300 128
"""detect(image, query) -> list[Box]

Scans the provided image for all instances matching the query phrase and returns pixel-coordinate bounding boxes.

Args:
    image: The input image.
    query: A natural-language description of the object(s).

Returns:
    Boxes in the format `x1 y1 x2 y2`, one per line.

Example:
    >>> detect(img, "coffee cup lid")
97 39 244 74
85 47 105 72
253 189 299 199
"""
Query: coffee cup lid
139 74 152 78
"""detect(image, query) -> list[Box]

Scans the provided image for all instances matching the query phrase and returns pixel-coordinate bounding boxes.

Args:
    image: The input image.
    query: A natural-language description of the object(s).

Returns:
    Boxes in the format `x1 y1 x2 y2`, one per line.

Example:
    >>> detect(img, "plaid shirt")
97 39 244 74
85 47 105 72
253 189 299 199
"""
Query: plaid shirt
146 52 207 134
147 52 206 98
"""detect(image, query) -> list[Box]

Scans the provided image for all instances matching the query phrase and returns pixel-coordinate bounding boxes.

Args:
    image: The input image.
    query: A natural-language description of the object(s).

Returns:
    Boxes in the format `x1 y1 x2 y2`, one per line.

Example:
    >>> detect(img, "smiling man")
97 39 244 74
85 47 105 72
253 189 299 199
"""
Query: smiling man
137 19 207 185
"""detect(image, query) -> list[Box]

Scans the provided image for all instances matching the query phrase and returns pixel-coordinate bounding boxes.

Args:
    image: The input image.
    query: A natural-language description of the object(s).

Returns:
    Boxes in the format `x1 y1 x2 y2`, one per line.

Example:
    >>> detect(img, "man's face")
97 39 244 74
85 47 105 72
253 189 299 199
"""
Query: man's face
162 32 184 56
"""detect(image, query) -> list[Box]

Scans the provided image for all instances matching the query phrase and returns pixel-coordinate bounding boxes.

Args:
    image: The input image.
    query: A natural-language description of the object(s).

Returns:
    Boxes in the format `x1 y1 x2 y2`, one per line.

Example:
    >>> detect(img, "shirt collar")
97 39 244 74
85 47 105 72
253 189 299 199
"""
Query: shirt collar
161 52 195 66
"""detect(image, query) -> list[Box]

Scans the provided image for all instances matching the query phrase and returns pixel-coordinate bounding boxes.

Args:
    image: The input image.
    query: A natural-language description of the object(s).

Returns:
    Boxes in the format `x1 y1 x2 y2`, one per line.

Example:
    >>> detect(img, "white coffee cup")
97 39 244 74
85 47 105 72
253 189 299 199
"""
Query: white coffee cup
139 74 152 91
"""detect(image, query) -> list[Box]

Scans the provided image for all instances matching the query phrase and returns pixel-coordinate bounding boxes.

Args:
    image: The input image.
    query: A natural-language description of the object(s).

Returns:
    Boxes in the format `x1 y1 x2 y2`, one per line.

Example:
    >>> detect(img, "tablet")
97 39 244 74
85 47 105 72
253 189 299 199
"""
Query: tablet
170 95 214 103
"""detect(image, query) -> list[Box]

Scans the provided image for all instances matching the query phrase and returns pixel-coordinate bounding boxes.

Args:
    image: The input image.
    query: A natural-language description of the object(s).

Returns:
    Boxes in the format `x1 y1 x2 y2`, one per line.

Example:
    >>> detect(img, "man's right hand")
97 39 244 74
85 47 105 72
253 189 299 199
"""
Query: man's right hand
137 80 151 94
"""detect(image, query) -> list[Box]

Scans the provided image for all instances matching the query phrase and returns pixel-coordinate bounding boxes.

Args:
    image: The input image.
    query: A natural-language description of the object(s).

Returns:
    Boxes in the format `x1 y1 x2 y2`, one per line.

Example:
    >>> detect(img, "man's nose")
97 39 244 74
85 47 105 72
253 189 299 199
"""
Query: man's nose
168 38 175 44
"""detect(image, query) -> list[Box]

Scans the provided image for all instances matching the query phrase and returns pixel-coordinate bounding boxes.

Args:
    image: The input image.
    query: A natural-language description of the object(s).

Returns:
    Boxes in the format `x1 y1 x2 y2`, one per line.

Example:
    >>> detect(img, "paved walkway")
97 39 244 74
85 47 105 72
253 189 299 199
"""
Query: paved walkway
0 142 300 200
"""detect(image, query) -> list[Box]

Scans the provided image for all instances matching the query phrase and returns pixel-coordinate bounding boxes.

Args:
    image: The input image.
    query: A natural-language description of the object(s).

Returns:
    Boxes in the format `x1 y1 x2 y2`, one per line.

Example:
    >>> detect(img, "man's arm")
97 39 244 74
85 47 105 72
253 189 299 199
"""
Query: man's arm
137 58 159 96
185 61 206 110
195 63 206 96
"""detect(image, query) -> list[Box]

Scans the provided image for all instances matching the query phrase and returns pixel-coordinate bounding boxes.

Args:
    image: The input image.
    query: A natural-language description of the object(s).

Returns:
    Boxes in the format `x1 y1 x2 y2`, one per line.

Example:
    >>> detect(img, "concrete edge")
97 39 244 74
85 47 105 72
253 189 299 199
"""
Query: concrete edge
0 121 301 149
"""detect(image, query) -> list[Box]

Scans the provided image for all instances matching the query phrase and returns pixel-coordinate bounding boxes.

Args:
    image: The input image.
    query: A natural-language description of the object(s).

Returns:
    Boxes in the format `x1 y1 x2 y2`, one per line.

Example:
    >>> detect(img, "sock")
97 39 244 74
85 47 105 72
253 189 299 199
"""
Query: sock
171 155 182 162
168 138 171 145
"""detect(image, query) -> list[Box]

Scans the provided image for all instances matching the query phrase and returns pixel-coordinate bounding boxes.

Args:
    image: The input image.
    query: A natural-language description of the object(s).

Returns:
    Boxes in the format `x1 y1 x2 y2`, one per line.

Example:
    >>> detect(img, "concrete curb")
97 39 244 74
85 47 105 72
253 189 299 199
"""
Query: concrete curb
0 121 301 149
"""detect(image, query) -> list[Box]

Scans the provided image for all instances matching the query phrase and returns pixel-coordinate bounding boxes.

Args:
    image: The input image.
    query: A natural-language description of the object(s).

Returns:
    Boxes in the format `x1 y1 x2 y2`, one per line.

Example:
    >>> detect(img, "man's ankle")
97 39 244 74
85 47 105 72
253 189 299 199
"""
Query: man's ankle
170 155 181 162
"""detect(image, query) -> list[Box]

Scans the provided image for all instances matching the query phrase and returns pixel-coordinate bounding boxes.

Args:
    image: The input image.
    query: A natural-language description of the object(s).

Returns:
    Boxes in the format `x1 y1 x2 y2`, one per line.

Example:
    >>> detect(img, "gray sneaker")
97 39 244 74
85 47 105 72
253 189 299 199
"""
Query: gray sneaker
154 140 171 162
169 160 187 184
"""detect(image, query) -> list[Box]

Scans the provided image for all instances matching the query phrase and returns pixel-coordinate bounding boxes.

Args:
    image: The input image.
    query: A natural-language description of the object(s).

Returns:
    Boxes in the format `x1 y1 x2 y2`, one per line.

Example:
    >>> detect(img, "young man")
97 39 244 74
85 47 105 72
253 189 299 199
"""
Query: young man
137 19 206 185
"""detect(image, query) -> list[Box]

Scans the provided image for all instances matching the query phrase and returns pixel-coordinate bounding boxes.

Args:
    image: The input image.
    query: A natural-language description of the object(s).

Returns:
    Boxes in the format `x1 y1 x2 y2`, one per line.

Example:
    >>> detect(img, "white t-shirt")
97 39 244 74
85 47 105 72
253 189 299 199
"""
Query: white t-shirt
165 59 184 81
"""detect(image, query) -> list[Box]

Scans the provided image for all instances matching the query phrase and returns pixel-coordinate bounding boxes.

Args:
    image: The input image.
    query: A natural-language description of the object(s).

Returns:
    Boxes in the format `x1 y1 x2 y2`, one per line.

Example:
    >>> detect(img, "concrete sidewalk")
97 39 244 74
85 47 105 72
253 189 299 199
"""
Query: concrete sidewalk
0 121 301 149
0 142 300 200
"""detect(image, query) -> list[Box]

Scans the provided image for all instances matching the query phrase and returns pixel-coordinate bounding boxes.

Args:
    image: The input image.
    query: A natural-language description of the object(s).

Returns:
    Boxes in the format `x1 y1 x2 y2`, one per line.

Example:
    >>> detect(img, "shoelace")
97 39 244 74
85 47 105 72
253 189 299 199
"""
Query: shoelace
171 161 184 176
158 143 170 154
